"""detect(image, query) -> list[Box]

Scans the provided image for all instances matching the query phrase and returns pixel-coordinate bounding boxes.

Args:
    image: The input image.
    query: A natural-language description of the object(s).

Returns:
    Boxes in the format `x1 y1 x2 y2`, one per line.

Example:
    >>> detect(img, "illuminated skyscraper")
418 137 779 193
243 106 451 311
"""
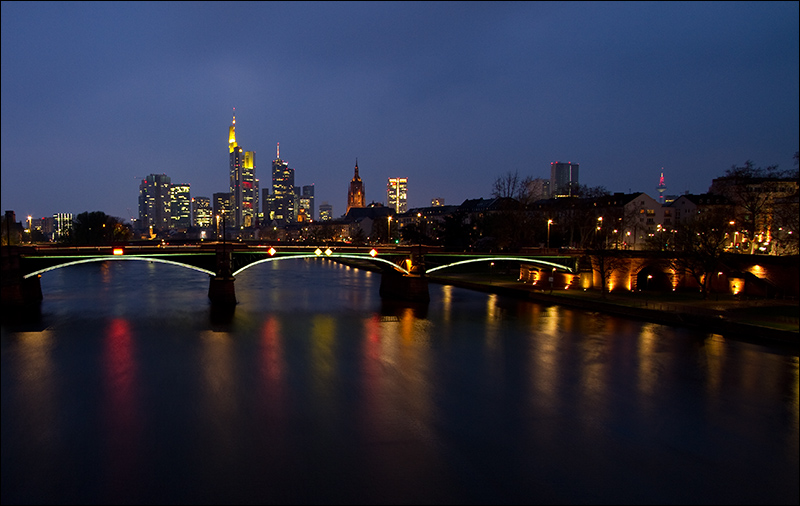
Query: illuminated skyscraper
272 143 295 224
228 110 256 231
387 177 408 213
169 183 191 229
138 174 171 231
319 202 333 221
550 161 579 197
192 196 213 228
347 160 365 213
54 212 73 241
299 185 315 221
213 192 233 228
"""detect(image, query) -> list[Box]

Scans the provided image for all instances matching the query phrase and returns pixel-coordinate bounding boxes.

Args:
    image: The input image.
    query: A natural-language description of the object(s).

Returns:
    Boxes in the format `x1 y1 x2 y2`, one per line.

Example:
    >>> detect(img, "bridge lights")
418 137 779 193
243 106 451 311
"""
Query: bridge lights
314 248 323 256
325 248 333 256
369 248 378 257
268 247 276 256
113 248 124 256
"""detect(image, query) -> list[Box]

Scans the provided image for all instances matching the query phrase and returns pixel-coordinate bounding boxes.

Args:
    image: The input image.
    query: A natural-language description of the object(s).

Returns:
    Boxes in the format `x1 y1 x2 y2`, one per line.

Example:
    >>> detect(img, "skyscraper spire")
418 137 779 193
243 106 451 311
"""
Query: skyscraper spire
228 108 237 153
277 142 280 159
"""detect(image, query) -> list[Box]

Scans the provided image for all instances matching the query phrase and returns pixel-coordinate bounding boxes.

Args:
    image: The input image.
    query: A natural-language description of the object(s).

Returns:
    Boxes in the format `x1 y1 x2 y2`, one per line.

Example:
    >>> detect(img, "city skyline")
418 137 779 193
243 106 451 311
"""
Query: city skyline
1 2 798 221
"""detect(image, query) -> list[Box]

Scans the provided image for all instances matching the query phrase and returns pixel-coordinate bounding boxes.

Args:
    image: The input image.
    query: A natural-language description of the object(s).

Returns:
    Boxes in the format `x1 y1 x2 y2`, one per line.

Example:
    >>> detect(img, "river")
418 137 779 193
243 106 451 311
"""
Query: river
2 259 798 504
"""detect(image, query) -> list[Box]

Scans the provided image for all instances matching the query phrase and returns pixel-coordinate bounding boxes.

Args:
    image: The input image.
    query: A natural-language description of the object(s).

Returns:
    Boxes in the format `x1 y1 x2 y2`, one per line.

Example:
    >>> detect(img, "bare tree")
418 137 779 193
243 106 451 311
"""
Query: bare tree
669 208 733 299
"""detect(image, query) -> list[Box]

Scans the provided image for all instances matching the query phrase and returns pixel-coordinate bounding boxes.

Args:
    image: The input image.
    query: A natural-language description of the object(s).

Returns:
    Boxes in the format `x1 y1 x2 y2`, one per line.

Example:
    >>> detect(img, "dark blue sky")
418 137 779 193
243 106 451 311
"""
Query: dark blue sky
2 1 798 222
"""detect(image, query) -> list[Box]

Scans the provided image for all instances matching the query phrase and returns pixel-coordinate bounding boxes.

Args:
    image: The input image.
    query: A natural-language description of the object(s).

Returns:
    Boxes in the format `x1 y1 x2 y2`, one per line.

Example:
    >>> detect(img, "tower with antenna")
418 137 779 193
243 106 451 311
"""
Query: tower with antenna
656 170 667 203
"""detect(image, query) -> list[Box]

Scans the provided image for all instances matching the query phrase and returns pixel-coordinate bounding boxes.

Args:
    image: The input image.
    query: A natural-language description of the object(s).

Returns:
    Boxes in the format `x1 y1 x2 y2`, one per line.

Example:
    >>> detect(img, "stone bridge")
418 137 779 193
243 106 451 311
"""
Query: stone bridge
2 243 579 308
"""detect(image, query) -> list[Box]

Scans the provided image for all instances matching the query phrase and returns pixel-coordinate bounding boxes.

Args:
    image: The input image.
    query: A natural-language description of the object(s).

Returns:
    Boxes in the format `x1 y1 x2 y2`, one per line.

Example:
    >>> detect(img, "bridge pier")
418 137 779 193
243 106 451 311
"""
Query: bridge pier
1 246 43 317
379 272 430 303
208 276 237 306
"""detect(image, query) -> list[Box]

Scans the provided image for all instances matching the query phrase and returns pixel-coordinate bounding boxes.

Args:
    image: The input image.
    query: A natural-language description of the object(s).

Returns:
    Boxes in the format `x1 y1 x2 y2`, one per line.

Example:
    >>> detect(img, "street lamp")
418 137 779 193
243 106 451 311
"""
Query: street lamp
547 219 553 249
387 215 392 244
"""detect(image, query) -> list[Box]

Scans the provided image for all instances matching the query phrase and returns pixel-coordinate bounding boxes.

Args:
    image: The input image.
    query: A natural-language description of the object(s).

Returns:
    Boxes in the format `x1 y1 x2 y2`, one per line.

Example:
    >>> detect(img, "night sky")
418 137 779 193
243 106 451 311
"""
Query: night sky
2 1 798 222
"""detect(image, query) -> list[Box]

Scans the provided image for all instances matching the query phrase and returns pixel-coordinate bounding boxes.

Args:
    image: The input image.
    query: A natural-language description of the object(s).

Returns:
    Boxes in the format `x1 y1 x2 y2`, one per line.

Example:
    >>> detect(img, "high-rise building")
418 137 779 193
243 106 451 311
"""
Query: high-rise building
261 188 273 223
169 183 191 229
299 185 315 221
213 192 233 228
54 212 73 241
227 111 257 231
550 161 579 197
387 177 408 213
192 196 213 228
242 151 256 228
347 159 365 213
138 174 171 231
272 143 295 224
319 202 333 221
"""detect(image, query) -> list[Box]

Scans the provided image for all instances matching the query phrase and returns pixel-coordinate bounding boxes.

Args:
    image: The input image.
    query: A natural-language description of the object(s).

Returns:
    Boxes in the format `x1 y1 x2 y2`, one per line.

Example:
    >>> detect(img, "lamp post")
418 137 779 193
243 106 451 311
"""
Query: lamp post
547 219 553 250
387 215 392 244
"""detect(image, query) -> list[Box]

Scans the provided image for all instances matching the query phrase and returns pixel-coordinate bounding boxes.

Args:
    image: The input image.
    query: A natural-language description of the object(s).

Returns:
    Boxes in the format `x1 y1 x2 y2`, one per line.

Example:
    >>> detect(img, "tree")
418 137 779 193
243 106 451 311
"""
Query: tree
72 211 131 245
669 208 733 299
586 222 626 298
492 171 531 201
711 160 797 254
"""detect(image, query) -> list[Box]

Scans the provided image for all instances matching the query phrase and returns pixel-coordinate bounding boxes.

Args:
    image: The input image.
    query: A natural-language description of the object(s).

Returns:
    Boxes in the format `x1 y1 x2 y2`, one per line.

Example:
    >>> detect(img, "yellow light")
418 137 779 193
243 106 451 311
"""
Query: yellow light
369 249 378 257
113 248 124 256
268 247 276 256
314 248 322 256
325 248 333 256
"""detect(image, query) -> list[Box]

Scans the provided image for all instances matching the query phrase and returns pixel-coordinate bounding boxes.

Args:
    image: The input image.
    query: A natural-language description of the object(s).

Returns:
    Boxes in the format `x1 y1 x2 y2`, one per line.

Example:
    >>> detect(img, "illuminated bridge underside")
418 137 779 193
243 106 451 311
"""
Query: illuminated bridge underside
232 254 410 276
23 256 217 279
22 253 411 279
21 253 568 279
427 257 574 274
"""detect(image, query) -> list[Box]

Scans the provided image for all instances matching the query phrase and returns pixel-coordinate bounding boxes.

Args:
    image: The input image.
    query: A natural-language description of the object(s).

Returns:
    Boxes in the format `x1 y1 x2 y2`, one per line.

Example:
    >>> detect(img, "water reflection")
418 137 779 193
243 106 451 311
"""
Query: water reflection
2 260 797 504
102 318 141 501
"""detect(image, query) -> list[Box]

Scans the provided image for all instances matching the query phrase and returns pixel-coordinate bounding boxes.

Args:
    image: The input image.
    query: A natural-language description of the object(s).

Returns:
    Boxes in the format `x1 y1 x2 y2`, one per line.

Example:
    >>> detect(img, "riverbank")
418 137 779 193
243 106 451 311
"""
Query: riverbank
329 258 798 346
428 272 799 347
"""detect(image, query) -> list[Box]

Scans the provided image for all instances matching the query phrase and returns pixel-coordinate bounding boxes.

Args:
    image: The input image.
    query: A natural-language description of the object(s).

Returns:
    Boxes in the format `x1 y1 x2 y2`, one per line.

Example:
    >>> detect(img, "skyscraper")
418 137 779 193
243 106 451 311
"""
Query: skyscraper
550 161 579 197
387 177 408 213
169 183 191 229
347 160 365 213
138 174 171 231
228 111 256 231
319 202 333 221
213 192 233 228
272 143 295 224
192 196 213 228
300 185 315 221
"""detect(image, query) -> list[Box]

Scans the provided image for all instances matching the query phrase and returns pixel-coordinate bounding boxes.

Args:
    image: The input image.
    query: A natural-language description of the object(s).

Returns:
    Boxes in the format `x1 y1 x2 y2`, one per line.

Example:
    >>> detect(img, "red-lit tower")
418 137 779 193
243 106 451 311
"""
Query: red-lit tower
656 170 667 203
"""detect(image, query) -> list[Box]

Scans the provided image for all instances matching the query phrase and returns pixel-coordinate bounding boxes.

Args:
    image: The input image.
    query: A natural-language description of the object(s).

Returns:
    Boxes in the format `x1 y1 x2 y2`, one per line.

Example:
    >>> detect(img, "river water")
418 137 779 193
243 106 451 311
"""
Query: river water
1 259 798 504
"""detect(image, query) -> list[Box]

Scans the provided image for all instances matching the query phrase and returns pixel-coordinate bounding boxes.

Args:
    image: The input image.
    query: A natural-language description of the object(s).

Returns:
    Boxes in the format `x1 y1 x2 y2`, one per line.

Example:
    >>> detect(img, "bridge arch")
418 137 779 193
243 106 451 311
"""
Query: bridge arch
23 256 216 279
426 257 573 274
232 253 410 277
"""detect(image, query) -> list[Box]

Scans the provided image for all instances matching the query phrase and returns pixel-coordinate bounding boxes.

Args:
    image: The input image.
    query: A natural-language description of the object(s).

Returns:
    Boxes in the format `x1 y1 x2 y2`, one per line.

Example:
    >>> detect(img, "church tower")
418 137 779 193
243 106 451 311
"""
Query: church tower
347 159 365 213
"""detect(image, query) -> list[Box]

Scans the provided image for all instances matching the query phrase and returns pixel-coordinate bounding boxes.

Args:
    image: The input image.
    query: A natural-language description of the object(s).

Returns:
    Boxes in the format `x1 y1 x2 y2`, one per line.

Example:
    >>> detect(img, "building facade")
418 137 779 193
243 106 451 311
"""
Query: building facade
387 177 408 213
169 183 191 229
319 202 333 221
192 196 213 229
